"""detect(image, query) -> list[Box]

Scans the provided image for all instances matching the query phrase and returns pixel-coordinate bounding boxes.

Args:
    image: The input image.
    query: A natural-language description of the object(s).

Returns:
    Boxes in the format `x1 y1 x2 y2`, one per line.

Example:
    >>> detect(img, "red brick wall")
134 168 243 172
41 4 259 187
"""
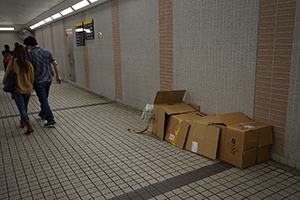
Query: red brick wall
50 24 55 56
111 0 123 100
254 0 296 156
63 19 71 81
159 0 173 91
41 28 45 48
81 12 90 89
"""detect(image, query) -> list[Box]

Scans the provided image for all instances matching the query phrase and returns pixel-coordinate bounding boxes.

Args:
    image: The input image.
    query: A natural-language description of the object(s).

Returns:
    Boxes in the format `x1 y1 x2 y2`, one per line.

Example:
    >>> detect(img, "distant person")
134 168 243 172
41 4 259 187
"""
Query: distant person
12 42 20 55
23 36 62 128
14 42 20 47
2 44 13 72
2 45 35 134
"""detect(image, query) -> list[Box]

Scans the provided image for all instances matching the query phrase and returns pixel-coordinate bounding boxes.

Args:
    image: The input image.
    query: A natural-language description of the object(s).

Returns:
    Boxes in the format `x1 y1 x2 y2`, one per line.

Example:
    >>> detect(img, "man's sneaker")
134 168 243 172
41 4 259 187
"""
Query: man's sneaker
38 115 46 121
44 120 56 128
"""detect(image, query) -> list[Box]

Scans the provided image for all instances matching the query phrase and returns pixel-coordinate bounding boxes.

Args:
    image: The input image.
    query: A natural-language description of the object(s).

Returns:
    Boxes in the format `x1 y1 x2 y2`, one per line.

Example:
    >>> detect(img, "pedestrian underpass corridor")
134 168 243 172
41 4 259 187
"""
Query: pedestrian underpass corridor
1 71 300 200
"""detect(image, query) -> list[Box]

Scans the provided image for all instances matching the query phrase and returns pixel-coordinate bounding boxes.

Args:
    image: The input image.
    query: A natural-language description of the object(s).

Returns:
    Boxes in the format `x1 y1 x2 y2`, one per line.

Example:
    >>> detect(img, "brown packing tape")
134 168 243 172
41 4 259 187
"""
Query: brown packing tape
127 117 153 134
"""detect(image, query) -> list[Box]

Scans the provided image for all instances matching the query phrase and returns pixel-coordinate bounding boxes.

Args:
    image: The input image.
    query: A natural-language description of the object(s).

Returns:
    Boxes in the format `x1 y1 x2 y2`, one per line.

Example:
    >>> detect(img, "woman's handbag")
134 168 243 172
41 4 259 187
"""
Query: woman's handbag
3 61 16 93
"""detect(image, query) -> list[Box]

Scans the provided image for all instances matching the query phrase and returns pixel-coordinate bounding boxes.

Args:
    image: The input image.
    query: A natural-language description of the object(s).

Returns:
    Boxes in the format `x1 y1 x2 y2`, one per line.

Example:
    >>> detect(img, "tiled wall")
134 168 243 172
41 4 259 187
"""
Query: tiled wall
86 3 115 99
173 0 260 117
285 0 300 169
66 13 88 88
118 0 160 109
254 0 296 156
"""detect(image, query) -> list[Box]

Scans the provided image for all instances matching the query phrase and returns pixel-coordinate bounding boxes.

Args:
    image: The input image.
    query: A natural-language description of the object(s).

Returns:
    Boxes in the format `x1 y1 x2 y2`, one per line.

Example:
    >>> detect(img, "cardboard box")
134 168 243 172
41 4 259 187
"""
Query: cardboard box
183 114 223 159
257 145 270 164
164 115 190 149
152 90 198 140
216 112 273 169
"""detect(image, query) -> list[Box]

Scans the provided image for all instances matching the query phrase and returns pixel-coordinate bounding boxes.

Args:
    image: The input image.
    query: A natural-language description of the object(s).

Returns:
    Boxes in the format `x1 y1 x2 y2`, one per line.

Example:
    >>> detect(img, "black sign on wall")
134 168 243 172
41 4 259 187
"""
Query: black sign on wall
84 19 94 40
75 22 85 46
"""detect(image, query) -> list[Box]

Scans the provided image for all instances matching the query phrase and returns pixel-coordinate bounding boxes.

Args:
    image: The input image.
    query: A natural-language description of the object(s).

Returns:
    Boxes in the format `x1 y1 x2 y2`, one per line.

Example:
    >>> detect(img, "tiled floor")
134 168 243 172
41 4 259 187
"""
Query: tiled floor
1 71 300 200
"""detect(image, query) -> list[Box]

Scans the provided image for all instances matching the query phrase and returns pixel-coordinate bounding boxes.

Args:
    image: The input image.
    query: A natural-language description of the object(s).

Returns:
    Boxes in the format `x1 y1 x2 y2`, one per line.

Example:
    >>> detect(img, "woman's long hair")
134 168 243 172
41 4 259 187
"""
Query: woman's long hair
13 45 29 73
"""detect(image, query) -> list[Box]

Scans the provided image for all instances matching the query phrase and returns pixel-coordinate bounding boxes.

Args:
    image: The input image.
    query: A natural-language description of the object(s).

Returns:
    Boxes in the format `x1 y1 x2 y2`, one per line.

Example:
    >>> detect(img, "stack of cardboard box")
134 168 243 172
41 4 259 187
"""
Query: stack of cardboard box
151 90 273 169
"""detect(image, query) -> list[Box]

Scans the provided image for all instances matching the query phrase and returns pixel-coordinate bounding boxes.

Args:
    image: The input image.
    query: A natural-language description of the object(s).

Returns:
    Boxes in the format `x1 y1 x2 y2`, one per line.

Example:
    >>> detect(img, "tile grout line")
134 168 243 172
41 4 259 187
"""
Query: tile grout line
0 101 116 119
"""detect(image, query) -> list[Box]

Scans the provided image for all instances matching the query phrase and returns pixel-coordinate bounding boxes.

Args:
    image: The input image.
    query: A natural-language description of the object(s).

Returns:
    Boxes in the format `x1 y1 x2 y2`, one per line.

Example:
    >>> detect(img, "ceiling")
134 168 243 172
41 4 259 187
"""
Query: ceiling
0 0 109 31
0 0 66 31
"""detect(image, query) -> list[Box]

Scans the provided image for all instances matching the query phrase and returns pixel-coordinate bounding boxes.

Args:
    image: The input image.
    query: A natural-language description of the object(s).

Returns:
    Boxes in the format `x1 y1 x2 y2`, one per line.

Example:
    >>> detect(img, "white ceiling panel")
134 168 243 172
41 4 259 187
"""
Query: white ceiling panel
0 0 109 31
0 0 65 25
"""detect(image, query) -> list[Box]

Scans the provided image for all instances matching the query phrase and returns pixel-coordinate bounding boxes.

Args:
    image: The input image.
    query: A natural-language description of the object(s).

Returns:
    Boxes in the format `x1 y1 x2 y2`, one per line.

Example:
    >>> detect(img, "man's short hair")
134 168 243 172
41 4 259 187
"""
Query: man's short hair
23 36 38 47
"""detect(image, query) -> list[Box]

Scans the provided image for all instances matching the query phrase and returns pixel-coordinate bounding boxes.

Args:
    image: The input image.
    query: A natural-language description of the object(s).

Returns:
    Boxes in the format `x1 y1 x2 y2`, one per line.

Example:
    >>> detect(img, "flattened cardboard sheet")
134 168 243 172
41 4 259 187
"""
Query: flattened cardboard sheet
154 90 186 104
217 112 251 126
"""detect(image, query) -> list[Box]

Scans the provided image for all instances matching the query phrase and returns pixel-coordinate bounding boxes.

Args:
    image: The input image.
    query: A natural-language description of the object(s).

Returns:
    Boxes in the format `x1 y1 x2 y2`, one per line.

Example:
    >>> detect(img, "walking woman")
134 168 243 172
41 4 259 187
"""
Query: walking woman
2 45 35 134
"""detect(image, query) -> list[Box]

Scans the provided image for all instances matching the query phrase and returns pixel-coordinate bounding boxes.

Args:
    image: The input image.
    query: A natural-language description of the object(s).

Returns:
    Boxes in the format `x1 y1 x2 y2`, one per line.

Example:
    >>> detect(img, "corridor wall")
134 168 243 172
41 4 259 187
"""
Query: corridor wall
31 0 300 170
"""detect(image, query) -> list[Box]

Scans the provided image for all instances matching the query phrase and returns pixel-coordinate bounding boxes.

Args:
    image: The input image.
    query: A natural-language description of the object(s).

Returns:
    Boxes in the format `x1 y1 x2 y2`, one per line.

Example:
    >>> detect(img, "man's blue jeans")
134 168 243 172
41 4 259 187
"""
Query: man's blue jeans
34 81 54 122
12 93 31 121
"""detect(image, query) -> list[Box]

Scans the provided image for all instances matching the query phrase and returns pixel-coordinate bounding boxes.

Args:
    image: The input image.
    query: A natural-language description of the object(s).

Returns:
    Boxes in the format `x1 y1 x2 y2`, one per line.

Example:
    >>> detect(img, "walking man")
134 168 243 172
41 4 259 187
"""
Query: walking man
24 36 62 127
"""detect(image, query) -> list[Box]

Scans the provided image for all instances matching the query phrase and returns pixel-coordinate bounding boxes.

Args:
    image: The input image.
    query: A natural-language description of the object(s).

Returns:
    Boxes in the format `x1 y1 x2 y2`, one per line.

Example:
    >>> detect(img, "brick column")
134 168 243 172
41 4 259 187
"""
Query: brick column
159 0 173 91
82 11 90 89
111 0 123 101
254 0 296 156
50 24 55 56
63 19 71 81
41 28 45 48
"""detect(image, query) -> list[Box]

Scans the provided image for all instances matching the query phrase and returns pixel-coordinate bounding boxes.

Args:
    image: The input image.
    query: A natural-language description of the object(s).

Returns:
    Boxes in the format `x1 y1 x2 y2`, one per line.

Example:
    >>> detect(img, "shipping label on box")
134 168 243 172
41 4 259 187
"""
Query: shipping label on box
164 116 190 149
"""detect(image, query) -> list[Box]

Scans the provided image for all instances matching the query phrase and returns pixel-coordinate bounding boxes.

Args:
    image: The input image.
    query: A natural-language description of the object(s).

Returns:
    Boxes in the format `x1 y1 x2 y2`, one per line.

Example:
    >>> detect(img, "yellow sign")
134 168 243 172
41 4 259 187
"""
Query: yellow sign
84 19 93 25
75 22 83 27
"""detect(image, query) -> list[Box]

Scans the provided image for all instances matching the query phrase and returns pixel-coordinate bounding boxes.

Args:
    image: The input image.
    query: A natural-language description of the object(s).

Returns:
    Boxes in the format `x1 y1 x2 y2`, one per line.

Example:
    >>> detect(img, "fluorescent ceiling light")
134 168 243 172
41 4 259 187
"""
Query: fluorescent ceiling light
60 7 74 16
39 20 46 25
89 0 98 3
32 21 44 29
51 13 62 19
0 27 14 31
31 23 40 29
72 0 90 10
44 17 53 23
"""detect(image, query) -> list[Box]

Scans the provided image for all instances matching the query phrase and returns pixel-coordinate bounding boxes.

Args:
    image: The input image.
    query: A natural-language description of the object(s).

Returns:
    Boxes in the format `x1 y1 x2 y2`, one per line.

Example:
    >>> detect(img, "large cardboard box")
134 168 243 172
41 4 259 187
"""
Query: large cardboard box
164 115 190 149
216 112 273 169
257 145 270 164
152 90 198 140
183 114 223 159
